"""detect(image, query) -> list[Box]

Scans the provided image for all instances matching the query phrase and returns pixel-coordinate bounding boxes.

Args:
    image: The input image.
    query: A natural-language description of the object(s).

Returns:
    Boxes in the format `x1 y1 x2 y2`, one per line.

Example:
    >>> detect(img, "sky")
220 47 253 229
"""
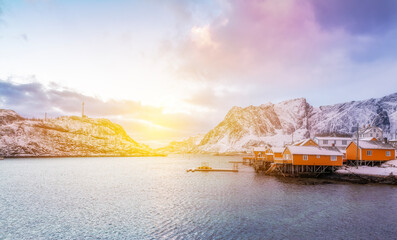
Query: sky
1 0 397 147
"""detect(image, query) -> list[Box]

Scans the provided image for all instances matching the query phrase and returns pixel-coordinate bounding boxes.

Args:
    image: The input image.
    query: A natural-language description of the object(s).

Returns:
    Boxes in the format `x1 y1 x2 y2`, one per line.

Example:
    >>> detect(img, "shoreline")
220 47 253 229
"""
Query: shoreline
267 172 397 185
324 172 397 185
1 154 167 159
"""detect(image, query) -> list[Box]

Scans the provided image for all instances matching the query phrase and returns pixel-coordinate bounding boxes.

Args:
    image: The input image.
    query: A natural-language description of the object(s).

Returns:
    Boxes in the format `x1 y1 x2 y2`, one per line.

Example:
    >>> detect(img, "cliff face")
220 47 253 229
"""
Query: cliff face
309 93 397 135
0 110 155 157
162 93 397 153
197 98 312 152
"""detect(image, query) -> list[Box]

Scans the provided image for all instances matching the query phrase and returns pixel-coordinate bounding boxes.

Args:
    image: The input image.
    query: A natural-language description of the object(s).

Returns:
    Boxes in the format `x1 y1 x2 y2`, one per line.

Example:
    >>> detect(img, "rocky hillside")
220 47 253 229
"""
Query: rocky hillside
162 92 397 153
0 109 158 157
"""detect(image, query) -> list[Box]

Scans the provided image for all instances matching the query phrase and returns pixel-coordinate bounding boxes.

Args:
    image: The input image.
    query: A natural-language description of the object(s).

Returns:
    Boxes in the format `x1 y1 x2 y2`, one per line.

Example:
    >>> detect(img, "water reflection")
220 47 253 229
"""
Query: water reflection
0 156 396 239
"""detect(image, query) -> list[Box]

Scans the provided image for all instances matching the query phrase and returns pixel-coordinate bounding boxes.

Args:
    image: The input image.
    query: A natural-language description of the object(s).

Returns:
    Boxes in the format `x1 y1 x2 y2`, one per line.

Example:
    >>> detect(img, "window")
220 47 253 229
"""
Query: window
303 155 308 160
386 151 391 156
367 150 372 156
323 140 328 144
331 156 337 161
370 133 373 137
376 134 379 137
317 155 320 158
342 140 347 145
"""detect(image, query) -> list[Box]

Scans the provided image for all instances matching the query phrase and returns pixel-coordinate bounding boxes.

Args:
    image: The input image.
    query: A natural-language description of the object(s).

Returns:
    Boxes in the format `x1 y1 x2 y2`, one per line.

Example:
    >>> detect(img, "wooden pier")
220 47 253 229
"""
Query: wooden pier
346 160 386 167
247 156 338 176
188 169 238 172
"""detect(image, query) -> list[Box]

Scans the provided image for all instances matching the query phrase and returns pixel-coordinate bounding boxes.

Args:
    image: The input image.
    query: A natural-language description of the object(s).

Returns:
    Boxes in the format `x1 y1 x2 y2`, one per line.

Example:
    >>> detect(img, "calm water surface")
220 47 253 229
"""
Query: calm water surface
0 156 396 240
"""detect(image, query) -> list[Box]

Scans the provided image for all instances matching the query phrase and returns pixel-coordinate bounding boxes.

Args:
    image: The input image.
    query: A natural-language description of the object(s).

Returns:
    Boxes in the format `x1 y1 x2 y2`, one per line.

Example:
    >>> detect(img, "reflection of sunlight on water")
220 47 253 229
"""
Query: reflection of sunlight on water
0 156 396 239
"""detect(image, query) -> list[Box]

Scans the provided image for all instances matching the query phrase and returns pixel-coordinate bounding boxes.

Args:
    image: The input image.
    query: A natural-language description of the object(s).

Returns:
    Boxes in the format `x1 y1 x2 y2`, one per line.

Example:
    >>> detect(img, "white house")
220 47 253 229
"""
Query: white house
313 137 352 148
313 137 352 158
358 125 383 140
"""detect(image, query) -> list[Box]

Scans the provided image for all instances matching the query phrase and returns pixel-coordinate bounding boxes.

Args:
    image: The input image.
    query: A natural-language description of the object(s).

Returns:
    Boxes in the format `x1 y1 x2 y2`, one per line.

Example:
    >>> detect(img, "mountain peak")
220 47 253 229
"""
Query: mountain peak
183 93 397 153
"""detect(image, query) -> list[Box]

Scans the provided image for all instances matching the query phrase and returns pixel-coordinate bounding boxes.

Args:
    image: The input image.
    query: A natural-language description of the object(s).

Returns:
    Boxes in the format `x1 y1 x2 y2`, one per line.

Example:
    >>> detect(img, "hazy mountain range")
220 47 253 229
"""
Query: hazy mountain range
1 92 397 156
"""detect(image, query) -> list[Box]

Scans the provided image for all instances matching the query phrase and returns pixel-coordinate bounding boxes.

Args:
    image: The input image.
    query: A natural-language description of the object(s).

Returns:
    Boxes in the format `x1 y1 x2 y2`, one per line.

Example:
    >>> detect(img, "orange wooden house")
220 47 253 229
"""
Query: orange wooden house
282 146 343 166
253 147 267 159
271 147 284 159
346 140 395 162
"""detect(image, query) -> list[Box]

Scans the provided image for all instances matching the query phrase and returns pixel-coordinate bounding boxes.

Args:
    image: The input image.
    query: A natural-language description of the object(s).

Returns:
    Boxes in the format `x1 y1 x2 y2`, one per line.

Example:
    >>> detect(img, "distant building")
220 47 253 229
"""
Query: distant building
357 125 383 140
389 139 397 148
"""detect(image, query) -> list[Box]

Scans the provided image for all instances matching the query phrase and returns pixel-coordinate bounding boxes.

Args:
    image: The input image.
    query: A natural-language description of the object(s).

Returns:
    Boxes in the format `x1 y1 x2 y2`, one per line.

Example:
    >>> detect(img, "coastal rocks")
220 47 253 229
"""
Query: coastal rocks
326 172 397 185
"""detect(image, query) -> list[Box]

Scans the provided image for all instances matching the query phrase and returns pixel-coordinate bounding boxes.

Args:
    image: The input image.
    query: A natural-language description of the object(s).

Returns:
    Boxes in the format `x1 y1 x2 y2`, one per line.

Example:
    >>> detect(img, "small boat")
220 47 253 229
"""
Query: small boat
187 162 238 172
0 157 4 160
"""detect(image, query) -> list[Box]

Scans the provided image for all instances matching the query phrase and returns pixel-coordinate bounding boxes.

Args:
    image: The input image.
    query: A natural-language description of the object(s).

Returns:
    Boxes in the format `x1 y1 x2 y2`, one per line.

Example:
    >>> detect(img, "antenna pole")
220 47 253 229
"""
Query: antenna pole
82 102 85 118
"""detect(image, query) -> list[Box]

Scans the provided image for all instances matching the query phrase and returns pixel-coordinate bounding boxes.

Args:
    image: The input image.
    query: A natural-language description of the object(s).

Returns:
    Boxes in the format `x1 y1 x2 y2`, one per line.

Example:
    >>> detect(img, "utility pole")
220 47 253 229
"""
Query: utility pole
356 123 359 169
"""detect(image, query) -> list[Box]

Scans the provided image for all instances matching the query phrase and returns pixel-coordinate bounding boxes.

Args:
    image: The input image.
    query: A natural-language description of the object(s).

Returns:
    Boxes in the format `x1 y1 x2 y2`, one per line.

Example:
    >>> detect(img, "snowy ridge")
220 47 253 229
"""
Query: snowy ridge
0 110 157 157
163 93 397 153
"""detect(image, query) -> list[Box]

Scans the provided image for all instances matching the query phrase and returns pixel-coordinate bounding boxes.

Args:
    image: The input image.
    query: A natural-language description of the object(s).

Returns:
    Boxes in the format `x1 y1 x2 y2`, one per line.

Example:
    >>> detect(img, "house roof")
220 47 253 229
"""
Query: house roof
285 146 343 156
292 139 305 146
314 137 352 141
293 139 313 146
271 147 285 153
352 140 395 150
360 137 377 141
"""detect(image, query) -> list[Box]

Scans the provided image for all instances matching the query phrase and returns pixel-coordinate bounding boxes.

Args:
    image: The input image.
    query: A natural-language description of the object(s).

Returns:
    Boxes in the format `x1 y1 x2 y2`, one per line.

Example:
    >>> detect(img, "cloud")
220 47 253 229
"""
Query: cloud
161 0 397 105
169 0 347 84
309 0 397 35
0 79 214 146
20 33 28 41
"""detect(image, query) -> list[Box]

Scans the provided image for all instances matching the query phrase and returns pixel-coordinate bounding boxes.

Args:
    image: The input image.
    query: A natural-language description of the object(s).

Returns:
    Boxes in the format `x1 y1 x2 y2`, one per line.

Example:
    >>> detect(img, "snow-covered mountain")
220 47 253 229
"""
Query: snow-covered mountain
157 134 205 154
0 109 157 157
163 93 397 153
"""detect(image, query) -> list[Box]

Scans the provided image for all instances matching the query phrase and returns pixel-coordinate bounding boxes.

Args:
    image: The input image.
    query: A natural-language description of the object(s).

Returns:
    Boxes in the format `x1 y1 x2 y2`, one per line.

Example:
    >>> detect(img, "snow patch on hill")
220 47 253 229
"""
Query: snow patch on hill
0 110 156 157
